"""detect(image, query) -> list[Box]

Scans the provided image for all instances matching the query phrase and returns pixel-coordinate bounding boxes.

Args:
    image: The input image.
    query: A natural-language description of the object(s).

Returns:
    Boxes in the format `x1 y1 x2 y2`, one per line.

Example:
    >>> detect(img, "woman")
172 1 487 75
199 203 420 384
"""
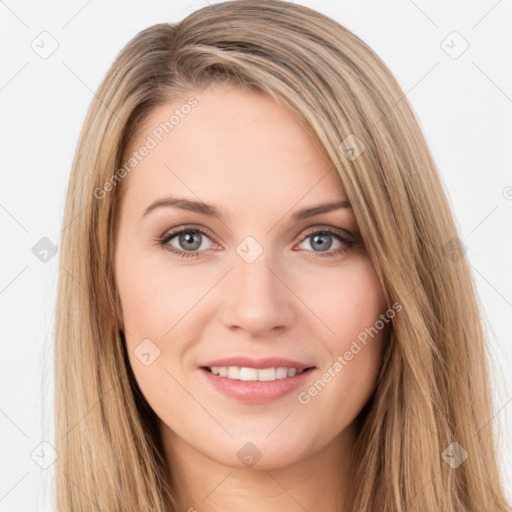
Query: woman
55 0 511 510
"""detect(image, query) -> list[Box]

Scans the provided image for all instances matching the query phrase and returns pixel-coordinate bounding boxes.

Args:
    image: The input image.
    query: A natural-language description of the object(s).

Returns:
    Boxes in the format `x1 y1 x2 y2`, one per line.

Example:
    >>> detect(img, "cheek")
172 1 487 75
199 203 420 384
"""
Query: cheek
115 238 215 400
299 256 387 425
115 238 206 335
115 249 194 428
313 253 387 345
297 330 385 452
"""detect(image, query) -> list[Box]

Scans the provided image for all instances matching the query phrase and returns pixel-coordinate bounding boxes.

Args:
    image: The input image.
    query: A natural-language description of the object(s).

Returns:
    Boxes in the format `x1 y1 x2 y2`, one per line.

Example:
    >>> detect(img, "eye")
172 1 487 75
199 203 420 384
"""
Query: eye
296 227 360 258
157 225 362 260
158 226 214 259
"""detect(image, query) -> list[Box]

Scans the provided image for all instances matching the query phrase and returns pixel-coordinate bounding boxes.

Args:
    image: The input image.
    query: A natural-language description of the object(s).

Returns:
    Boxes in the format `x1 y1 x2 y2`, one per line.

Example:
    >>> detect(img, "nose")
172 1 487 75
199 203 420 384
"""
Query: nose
218 251 296 338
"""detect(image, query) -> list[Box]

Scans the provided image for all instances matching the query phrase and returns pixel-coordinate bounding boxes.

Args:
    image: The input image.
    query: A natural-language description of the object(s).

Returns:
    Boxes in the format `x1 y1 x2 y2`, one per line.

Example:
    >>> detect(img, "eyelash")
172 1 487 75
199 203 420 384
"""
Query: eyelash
156 225 360 260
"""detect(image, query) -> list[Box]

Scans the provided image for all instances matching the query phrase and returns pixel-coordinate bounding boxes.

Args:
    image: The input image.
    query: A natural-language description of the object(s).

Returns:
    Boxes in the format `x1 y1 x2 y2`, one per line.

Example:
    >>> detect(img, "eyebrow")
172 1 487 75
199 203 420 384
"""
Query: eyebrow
143 197 352 221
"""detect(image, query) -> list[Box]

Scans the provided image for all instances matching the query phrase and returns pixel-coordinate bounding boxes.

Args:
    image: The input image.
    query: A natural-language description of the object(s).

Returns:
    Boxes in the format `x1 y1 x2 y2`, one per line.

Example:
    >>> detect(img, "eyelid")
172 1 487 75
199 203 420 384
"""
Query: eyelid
158 223 361 264
298 224 355 241
159 223 354 246
159 223 217 243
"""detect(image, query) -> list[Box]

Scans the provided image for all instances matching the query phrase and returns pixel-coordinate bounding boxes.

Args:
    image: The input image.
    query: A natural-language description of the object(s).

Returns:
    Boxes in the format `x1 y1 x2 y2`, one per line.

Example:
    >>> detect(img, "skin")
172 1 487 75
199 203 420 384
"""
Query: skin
114 82 388 511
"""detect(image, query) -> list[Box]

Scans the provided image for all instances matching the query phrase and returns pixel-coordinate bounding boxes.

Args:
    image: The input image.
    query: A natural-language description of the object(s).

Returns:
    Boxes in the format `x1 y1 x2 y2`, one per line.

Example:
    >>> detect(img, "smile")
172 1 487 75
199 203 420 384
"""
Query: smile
206 365 308 381
200 365 316 403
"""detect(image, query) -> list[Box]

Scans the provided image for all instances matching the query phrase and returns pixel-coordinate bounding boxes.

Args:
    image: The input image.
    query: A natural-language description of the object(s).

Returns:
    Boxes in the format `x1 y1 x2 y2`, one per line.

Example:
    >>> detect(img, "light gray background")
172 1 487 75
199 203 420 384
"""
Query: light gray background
1 0 511 510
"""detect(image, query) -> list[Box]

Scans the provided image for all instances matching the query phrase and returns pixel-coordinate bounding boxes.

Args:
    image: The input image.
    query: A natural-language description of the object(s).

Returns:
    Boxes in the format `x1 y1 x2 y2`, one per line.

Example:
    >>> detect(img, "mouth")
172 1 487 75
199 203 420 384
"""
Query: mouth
201 365 315 382
198 359 317 403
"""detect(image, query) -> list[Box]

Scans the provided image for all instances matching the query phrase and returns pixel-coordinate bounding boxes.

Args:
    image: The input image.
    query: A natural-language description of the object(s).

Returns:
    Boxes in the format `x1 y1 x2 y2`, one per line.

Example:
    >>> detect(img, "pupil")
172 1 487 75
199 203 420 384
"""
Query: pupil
312 233 331 251
180 231 201 251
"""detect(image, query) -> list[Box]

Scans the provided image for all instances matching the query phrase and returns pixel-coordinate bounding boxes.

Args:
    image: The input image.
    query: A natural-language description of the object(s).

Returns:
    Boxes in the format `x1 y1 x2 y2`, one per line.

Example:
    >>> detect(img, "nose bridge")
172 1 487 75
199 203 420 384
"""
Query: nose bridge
219 244 295 335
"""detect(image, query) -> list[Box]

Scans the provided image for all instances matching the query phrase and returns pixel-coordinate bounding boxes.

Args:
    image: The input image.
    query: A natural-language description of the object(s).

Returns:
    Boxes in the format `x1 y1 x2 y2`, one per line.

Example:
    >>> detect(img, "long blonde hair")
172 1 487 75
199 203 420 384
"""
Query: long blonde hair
55 1 511 510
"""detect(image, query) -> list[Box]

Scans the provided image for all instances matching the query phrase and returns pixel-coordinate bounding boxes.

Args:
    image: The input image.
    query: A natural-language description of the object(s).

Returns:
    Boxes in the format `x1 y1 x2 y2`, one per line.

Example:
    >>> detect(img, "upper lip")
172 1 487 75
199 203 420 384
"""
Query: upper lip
200 357 315 371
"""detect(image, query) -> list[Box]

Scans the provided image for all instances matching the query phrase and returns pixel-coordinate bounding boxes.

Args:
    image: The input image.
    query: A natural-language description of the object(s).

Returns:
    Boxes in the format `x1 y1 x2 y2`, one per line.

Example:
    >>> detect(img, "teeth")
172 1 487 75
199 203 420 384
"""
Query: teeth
240 367 258 381
208 366 306 381
276 367 288 379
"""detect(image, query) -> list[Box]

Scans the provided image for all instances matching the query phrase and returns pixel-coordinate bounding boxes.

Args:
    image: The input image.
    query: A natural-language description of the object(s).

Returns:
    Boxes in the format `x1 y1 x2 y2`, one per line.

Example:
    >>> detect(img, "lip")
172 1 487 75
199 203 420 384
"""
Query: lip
199 357 316 404
199 356 314 371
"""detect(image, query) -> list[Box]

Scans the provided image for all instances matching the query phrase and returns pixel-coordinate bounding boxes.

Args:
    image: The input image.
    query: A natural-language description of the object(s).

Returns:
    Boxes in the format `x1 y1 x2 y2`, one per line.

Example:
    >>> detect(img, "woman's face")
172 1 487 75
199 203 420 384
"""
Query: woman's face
115 82 388 470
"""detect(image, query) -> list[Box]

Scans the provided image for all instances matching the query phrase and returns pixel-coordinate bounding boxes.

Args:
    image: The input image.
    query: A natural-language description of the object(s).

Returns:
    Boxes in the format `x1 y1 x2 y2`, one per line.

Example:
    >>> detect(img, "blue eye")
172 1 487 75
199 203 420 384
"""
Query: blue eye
297 229 357 258
158 226 361 259
159 226 213 259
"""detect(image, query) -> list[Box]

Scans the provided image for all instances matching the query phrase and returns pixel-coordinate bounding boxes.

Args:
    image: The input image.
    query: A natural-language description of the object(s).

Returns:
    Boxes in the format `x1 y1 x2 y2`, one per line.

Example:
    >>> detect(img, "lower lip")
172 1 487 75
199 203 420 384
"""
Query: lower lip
200 367 316 403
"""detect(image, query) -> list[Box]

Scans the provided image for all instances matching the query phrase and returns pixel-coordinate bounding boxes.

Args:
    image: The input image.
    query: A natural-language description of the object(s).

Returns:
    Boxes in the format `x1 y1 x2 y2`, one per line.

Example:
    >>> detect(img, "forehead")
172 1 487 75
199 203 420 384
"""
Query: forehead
120 84 346 216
